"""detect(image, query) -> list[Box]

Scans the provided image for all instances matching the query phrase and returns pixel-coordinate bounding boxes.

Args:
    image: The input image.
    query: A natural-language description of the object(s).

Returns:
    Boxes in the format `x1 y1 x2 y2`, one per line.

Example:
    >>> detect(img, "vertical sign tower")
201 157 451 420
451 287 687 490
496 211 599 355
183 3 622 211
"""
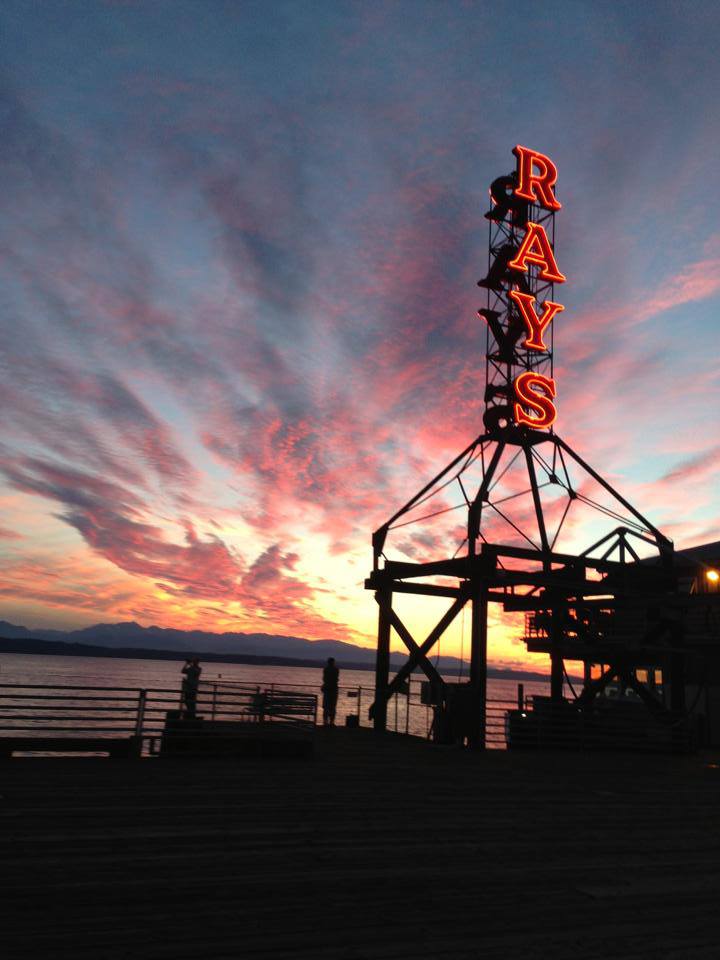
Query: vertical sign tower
480 146 564 434
366 145 676 748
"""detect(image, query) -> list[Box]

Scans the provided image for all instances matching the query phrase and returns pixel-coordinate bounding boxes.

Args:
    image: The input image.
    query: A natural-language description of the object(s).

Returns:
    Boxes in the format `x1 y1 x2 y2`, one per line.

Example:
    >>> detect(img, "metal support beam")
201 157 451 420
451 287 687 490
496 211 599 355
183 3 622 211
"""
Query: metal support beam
387 582 462 599
669 621 686 715
550 603 564 702
380 591 470 707
525 446 549 556
372 433 490 567
387 609 444 687
373 586 392 732
555 436 673 556
577 663 620 706
469 583 488 749
468 440 505 555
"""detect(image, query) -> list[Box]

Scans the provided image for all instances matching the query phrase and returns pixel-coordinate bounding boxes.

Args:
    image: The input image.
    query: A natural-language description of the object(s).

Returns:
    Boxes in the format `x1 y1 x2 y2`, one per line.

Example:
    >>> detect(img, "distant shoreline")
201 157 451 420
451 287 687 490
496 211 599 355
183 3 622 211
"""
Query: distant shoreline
0 636 554 684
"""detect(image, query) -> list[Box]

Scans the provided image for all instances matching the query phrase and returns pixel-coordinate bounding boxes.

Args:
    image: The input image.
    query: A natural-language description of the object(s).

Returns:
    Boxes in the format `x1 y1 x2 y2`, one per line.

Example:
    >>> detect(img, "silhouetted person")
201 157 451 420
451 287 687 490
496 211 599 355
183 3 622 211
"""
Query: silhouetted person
181 657 201 718
322 657 339 726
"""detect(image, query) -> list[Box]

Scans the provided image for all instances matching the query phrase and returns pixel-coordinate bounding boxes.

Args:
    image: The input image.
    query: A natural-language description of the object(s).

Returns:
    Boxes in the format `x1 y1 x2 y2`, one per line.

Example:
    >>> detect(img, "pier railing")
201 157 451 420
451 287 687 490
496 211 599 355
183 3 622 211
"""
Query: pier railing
1 680 682 753
0 678 517 751
0 682 317 756
204 678 519 747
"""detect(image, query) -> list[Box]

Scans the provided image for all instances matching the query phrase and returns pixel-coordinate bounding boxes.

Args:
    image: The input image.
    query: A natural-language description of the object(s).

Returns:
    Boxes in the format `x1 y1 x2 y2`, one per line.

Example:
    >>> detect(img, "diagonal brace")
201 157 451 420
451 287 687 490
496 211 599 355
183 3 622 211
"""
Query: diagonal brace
380 589 471 705
387 609 444 688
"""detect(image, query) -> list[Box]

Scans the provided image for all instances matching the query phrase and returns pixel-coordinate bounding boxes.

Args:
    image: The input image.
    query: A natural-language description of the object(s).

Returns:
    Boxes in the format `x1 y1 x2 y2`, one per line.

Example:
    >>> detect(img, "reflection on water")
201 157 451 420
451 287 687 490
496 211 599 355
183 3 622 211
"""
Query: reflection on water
0 652 551 744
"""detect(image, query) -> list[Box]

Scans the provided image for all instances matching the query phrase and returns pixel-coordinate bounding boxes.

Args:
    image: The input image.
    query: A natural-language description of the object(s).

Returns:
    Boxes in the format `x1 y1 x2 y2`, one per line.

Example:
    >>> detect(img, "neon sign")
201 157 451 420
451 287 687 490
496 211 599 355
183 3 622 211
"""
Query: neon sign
508 291 564 352
508 221 566 284
513 371 557 429
511 145 561 210
479 145 565 431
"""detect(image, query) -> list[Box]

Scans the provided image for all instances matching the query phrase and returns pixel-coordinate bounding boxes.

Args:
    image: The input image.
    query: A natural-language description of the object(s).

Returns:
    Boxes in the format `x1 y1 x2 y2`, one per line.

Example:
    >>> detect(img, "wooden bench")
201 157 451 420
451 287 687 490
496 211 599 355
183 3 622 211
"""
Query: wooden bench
252 692 317 726
0 736 142 758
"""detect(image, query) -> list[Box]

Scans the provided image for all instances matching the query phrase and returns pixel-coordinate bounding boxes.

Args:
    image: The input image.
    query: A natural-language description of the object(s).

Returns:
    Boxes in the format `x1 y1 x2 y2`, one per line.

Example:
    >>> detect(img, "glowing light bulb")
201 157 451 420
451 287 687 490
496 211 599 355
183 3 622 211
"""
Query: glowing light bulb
707 569 720 583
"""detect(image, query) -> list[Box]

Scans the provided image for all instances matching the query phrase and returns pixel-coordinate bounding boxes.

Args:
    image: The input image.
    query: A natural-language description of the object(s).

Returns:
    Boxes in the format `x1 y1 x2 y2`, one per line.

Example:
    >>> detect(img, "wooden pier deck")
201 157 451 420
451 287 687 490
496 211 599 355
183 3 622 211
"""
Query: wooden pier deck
3 728 720 959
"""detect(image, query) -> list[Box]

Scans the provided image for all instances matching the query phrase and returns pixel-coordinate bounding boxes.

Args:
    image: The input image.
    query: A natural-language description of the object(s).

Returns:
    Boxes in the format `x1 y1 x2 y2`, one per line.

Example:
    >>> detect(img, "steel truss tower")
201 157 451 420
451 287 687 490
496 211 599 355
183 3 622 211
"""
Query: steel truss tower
366 153 685 748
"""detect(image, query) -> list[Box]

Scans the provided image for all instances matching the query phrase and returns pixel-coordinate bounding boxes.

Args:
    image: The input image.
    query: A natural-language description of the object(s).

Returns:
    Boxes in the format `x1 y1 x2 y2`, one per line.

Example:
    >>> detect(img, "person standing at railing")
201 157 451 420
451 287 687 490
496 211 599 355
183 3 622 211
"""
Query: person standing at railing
322 657 339 726
181 658 202 718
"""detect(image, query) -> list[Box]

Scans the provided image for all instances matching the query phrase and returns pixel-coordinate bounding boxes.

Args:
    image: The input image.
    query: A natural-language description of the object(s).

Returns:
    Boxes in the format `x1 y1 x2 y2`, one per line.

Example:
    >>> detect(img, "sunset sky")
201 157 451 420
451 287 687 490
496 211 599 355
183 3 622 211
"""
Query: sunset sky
1 2 719 671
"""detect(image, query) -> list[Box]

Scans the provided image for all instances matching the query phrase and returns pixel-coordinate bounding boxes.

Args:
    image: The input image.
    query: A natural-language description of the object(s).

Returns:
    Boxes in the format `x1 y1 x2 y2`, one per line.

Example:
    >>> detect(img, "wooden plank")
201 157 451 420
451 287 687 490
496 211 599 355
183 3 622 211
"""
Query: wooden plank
2 730 720 959
0 736 140 757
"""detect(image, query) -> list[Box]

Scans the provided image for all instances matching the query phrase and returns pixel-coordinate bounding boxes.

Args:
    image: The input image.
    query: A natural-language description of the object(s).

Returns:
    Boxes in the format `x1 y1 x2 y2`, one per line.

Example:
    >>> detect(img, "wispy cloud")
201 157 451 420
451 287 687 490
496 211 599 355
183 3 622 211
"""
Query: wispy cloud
1 3 719 664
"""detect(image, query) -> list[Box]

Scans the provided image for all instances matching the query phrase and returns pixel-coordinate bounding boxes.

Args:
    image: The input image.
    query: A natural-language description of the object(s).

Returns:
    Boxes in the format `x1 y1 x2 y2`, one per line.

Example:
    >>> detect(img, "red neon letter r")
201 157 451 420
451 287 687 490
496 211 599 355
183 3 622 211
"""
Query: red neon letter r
513 145 561 211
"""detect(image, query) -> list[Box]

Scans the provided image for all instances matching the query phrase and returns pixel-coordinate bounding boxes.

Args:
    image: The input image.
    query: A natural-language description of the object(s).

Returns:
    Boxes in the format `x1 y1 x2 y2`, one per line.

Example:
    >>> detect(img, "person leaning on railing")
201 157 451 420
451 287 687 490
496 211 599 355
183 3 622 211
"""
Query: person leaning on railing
181 658 202 718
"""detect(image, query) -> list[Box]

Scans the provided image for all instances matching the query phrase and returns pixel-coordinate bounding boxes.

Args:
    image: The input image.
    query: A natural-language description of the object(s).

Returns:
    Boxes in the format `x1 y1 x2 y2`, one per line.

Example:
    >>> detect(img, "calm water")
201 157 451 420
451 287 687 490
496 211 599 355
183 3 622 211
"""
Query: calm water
0 652 552 744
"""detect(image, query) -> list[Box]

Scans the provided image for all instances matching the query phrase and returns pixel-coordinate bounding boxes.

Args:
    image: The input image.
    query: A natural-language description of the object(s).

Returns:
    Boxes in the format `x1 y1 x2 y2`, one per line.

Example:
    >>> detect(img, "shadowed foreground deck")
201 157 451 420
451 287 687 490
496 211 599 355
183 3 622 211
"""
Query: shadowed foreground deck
3 728 720 959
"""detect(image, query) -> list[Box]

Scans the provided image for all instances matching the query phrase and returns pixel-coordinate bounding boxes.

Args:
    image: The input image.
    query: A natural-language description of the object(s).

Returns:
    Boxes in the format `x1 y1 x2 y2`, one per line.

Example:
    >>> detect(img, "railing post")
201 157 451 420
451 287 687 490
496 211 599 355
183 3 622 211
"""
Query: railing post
357 686 362 727
212 683 217 720
134 689 147 738
517 683 524 711
406 679 411 735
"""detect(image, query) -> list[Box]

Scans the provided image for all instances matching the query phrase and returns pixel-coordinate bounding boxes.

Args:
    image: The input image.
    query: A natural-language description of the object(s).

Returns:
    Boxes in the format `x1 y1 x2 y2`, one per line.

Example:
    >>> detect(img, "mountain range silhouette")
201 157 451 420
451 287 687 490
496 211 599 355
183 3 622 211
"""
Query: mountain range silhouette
0 619 553 680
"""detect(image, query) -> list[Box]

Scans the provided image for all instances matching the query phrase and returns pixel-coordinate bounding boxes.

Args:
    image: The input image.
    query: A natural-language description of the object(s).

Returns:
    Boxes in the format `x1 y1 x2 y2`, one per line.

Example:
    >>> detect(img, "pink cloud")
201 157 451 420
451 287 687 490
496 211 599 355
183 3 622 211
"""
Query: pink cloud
0 526 23 540
0 451 358 640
